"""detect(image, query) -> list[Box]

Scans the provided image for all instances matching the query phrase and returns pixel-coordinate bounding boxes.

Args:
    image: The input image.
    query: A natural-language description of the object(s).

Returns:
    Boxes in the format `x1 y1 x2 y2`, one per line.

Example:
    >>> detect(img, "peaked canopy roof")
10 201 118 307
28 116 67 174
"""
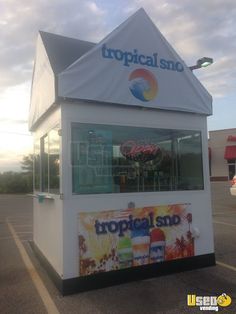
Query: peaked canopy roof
29 32 95 130
39 31 95 74
29 8 212 130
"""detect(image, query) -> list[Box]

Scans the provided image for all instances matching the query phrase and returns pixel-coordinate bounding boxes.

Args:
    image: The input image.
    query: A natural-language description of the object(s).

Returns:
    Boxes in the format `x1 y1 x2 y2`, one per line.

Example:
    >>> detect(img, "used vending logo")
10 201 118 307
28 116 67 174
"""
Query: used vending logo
187 293 232 311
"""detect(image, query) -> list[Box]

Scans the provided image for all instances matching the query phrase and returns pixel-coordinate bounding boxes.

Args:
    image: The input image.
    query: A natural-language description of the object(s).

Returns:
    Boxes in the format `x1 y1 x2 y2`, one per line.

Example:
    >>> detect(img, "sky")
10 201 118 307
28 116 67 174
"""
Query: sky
0 0 236 172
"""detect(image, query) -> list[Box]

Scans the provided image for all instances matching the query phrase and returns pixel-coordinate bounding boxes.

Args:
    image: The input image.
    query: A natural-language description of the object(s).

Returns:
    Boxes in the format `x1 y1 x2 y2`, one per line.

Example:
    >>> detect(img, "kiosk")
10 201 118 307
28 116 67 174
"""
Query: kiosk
29 9 215 295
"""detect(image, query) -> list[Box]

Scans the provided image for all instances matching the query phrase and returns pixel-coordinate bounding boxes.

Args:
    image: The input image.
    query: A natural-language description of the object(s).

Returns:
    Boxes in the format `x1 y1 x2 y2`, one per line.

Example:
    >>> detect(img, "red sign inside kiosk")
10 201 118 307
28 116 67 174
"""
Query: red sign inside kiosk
120 140 162 162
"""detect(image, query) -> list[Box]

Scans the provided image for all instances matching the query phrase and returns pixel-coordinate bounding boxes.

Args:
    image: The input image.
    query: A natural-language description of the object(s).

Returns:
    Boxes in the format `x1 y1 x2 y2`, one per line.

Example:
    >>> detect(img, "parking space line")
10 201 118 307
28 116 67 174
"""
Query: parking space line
213 220 236 227
6 219 60 314
217 261 236 272
213 211 236 215
11 224 32 227
20 240 33 243
0 236 13 241
6 217 32 221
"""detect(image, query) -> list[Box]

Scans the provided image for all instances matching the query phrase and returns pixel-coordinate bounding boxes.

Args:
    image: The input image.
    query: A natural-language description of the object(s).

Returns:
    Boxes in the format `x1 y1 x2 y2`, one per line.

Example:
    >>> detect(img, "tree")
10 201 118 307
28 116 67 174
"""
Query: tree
0 172 31 193
21 154 33 192
21 154 33 174
0 155 34 194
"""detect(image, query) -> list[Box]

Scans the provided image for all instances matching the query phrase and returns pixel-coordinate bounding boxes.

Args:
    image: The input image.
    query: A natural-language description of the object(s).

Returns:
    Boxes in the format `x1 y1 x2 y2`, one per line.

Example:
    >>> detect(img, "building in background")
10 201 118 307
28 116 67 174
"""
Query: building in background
209 128 236 181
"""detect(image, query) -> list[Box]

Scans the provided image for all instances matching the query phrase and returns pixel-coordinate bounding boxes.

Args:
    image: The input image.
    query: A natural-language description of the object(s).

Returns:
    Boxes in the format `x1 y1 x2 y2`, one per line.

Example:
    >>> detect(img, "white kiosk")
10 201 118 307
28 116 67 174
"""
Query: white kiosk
29 9 215 295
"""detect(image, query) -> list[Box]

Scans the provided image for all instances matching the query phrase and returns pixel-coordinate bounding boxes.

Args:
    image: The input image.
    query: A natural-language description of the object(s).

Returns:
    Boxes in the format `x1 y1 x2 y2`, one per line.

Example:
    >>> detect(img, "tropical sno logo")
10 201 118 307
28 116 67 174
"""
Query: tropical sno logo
129 69 158 102
101 43 184 103
101 44 184 72
187 293 232 311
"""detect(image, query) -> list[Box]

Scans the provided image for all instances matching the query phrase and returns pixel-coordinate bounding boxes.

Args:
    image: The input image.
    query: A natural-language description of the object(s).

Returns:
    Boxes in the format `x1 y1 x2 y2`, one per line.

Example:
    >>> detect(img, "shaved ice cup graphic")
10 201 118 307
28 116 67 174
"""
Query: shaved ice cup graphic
118 237 133 269
150 228 166 263
131 228 150 266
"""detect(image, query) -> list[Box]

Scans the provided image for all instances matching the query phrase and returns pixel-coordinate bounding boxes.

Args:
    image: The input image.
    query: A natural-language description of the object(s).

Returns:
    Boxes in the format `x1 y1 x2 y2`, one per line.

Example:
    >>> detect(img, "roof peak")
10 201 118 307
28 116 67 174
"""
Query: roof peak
39 30 95 45
38 31 95 75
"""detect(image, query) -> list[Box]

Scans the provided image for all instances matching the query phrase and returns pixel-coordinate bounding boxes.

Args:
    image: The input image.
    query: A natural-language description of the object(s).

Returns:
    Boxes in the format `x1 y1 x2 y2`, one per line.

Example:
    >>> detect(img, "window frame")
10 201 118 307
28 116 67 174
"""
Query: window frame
71 122 204 195
33 126 60 195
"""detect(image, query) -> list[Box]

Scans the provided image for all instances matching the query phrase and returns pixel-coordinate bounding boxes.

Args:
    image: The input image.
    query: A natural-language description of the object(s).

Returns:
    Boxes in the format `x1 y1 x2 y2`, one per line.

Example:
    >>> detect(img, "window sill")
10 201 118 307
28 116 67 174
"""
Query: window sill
28 193 55 201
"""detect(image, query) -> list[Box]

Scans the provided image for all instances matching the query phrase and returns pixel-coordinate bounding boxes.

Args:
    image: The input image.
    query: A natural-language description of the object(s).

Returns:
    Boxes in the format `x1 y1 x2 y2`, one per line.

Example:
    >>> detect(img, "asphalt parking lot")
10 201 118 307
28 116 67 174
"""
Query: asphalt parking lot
0 182 236 314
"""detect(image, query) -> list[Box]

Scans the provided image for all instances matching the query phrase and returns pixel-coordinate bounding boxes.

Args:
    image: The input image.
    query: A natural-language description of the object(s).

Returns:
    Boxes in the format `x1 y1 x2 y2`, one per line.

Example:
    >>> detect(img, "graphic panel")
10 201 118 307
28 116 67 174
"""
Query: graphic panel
78 204 194 276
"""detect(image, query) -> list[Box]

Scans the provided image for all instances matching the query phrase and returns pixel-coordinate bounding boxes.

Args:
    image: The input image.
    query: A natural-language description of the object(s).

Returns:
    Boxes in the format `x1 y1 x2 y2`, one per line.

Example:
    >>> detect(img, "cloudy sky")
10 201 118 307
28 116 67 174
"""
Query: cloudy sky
1 0 236 172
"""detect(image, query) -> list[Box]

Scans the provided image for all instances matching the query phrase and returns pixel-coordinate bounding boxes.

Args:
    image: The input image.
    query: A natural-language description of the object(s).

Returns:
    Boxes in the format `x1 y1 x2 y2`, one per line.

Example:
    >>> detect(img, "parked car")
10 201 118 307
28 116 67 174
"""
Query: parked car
230 175 236 196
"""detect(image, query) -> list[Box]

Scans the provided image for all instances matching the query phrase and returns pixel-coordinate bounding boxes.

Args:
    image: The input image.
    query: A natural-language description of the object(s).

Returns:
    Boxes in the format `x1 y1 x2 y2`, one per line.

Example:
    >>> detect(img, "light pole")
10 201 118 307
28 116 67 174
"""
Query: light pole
189 57 213 71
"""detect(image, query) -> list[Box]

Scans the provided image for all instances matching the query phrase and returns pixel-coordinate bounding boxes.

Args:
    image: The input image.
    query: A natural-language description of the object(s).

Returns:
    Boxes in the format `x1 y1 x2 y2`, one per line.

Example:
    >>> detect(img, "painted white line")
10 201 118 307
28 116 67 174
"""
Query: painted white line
0 236 13 241
7 217 32 219
6 220 32 223
216 261 236 272
18 238 33 242
214 211 236 215
11 224 32 227
213 220 236 227
6 219 60 314
7 215 32 218
8 220 32 223
7 215 32 219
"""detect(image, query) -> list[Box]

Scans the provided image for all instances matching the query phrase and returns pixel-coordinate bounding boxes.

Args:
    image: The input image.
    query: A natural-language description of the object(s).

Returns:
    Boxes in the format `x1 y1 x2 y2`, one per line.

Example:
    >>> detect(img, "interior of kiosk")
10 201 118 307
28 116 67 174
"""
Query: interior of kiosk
29 8 215 295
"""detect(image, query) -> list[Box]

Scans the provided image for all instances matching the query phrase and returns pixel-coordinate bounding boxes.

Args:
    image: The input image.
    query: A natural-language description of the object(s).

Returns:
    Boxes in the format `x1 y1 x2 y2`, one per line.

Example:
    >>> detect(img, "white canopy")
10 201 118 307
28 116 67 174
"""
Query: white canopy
29 32 94 130
29 9 212 130
58 8 212 115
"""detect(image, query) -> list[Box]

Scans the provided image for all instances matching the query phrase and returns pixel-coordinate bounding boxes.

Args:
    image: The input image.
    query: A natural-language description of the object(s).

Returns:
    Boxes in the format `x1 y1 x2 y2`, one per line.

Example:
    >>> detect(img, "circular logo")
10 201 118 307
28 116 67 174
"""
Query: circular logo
129 68 158 102
217 293 232 307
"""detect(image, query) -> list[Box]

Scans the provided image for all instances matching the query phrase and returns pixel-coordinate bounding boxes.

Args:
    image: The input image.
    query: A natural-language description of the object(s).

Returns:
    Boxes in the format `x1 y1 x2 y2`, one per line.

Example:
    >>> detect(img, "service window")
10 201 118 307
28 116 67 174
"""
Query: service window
33 139 40 191
48 129 60 193
33 128 60 194
41 135 49 192
71 123 204 194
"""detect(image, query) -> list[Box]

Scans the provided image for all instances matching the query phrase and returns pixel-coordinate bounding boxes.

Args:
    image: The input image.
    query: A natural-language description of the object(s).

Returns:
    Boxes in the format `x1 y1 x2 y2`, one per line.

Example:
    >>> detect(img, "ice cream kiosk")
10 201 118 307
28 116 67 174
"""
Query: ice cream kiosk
29 8 215 295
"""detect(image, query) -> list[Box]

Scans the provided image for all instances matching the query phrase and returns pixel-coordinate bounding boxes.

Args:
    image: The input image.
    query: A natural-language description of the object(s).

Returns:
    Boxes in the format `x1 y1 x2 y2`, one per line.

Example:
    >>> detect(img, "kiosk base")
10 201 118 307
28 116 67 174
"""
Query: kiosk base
30 242 215 296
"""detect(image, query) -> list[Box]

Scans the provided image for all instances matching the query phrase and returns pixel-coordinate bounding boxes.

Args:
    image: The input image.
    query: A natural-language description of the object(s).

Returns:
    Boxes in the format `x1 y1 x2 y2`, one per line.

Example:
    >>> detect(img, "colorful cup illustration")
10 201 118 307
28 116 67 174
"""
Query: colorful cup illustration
150 228 166 263
118 237 133 269
131 228 150 266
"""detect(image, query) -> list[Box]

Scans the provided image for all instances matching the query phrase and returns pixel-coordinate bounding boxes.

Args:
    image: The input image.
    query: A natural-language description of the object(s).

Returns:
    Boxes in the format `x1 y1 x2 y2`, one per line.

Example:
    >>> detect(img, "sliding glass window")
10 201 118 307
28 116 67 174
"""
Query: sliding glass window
33 128 60 194
33 139 40 191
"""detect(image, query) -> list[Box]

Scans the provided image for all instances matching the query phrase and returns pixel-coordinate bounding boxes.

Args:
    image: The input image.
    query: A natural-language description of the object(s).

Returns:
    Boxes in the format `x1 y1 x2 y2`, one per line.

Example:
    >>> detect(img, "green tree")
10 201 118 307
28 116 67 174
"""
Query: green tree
21 154 33 174
20 154 33 192
0 171 31 193
0 155 34 194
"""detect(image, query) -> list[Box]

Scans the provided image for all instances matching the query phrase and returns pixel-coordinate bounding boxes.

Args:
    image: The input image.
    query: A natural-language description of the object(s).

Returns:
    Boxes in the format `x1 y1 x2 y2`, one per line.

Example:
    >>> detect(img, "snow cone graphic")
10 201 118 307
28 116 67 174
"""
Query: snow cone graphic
118 237 133 269
131 228 150 266
150 228 166 263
